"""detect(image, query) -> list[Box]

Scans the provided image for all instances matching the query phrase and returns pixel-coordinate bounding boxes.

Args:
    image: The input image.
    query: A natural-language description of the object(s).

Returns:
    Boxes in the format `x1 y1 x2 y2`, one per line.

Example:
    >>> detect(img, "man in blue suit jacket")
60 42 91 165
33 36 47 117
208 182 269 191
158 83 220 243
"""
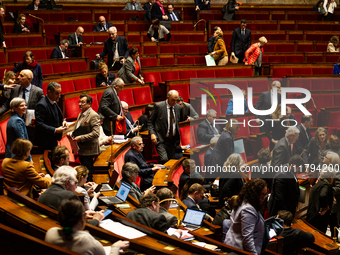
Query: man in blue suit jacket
35 82 66 151
51 39 69 59
124 137 161 191
96 27 129 70
93 16 113 32
230 19 252 64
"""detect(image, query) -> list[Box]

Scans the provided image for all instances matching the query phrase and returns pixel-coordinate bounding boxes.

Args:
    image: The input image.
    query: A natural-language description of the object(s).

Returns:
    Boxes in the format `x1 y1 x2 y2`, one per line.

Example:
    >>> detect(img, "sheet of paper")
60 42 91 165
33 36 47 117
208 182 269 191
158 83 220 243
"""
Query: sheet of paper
205 55 216 66
100 219 146 239
25 109 35 126
192 242 206 247
234 139 245 154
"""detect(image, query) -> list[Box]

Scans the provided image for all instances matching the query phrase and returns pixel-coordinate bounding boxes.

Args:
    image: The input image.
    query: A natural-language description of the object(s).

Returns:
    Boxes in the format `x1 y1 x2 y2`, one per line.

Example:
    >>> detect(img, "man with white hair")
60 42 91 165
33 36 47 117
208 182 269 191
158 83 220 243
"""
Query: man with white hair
254 80 282 132
272 126 300 167
0 69 44 116
96 26 129 70
38 166 104 226
197 109 221 144
122 101 141 138
148 90 181 163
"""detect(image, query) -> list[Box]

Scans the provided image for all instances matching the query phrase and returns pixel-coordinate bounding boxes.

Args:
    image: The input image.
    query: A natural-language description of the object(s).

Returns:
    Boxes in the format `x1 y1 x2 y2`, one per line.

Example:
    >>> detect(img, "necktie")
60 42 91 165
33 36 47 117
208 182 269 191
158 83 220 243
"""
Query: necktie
171 13 177 21
103 24 106 31
211 123 218 135
169 107 174 139
22 88 26 103
75 34 78 44
242 30 245 40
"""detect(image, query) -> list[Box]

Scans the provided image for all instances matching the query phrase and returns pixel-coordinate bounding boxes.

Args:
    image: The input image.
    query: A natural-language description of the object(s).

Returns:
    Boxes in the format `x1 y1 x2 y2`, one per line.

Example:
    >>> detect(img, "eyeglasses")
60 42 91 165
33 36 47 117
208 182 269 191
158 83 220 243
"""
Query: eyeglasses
78 101 86 105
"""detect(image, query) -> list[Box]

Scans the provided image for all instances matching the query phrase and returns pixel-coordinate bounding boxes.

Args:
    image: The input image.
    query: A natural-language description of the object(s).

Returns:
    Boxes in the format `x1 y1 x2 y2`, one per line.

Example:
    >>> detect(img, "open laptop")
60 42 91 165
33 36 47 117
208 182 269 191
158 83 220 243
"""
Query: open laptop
182 208 206 231
100 170 119 192
99 182 132 205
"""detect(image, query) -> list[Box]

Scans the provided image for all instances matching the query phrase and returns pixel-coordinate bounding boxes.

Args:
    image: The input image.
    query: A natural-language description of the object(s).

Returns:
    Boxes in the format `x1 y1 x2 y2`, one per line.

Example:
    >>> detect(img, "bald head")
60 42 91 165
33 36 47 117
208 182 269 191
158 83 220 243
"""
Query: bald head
99 16 106 26
76 26 84 36
167 90 179 107
18 69 33 88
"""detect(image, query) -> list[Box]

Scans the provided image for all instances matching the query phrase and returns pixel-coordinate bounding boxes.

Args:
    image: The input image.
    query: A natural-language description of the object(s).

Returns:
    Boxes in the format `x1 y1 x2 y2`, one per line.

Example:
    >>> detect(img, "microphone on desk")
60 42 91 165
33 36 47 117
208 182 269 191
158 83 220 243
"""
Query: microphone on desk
26 13 45 33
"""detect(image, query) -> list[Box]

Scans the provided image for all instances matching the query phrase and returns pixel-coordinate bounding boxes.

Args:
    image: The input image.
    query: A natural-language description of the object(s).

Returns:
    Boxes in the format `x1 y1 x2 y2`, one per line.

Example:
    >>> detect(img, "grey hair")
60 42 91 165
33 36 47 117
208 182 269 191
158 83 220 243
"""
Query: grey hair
210 136 219 147
108 26 117 33
206 109 217 116
223 153 243 168
10 97 25 110
326 151 340 165
271 80 281 88
121 162 139 179
113 77 124 87
47 82 61 93
131 136 142 147
121 101 128 108
52 166 77 187
320 166 335 179
167 90 179 97
60 39 69 45
285 126 300 137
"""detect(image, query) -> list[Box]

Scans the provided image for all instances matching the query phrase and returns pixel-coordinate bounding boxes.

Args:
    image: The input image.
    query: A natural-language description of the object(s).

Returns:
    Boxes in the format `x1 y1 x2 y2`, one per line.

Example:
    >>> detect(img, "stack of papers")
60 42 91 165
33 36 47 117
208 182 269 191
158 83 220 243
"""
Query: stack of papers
100 219 146 239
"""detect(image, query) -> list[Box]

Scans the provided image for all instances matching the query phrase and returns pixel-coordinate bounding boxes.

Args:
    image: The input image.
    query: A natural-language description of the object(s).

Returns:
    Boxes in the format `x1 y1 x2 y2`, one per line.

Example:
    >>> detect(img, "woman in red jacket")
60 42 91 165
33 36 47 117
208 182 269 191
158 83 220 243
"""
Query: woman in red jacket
244 36 267 76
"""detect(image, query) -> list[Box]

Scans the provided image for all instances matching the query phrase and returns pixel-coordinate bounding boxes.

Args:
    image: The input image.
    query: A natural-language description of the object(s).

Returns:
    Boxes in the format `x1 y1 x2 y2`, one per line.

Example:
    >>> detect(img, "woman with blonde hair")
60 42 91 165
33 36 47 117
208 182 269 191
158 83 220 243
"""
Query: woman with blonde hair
74 165 100 211
13 14 30 33
2 138 51 198
244 36 267 75
209 28 228 65
95 62 116 87
327 35 339 52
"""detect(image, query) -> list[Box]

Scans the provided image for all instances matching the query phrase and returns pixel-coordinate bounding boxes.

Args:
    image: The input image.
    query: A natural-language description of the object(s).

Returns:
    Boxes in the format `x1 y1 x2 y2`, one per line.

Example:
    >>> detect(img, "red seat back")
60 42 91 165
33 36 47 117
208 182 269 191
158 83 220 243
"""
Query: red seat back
133 87 152 105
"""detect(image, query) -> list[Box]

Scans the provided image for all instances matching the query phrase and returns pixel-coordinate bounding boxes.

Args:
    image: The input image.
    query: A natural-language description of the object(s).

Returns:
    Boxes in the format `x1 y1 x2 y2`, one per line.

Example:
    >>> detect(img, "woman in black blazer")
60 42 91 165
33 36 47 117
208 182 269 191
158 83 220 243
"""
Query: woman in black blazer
13 14 30 33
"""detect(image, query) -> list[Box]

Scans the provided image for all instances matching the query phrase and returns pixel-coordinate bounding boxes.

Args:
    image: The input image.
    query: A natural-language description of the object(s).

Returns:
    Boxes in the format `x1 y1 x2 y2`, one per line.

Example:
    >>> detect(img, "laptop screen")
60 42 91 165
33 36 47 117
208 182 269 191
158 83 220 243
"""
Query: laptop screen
183 208 206 226
116 182 132 202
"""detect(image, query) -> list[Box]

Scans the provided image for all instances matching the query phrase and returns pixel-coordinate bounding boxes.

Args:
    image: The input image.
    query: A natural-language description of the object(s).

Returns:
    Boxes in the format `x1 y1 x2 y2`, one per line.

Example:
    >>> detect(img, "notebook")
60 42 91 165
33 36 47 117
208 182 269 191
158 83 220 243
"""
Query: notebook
99 182 132 205
182 209 206 231
100 170 119 192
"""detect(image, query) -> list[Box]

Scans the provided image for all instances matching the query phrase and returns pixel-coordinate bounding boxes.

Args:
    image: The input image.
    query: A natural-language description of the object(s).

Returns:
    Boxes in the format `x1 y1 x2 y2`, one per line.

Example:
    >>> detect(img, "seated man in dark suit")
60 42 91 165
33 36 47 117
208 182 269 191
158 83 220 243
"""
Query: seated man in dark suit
197 109 221 144
51 39 69 59
268 155 304 217
278 210 315 255
93 16 113 32
294 115 313 156
38 166 104 226
96 26 129 71
126 193 182 237
165 4 182 21
272 126 300 167
179 159 195 195
144 0 155 10
51 145 70 172
204 136 218 168
182 183 213 222
67 26 84 57
121 101 141 138
156 188 178 228
124 136 161 191
176 96 198 122
0 69 44 116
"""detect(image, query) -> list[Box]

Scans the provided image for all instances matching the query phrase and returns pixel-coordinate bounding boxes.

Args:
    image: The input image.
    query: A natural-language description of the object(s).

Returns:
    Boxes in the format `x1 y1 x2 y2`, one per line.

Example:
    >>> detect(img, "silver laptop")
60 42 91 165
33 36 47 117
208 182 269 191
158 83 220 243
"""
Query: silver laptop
99 182 132 205
182 208 206 231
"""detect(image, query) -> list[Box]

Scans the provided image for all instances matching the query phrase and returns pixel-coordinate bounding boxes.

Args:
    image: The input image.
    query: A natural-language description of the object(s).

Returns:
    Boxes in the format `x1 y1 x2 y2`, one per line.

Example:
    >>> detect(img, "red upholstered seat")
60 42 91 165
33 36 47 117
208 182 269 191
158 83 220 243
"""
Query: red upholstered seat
248 79 269 93
28 37 43 46
313 68 332 74
311 79 333 90
58 136 76 163
0 119 9 144
0 129 6 155
215 69 234 77
77 13 92 21
326 55 340 63
40 63 54 75
272 68 292 78
65 97 81 120
290 79 311 90
277 44 295 53
8 51 26 63
160 45 179 54
119 89 135 106
97 92 104 102
140 57 157 67
334 95 340 106
144 72 162 86
0 52 6 63
12 37 28 47
89 77 96 88
133 87 152 105
160 58 175 66
70 61 87 72
143 45 158 55
234 68 252 77
307 94 333 109
170 84 190 102
221 98 230 115
73 78 92 91
179 70 197 79
179 45 198 53
297 44 314 53
328 112 340 129
197 69 215 78
53 62 71 73
172 165 183 196
177 56 195 65
267 55 286 63
84 47 101 62
130 110 142 122
59 80 75 93
42 83 48 95
235 117 250 138
194 56 206 65
161 71 179 81
286 55 304 63
89 94 99 112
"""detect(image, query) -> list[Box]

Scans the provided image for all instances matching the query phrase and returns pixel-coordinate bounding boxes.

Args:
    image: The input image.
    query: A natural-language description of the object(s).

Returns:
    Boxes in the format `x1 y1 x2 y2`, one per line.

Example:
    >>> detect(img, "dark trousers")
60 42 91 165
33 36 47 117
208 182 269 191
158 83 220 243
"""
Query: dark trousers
324 13 333 21
156 137 176 164
79 155 96 182
330 212 339 238
255 66 262 76
236 52 245 64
